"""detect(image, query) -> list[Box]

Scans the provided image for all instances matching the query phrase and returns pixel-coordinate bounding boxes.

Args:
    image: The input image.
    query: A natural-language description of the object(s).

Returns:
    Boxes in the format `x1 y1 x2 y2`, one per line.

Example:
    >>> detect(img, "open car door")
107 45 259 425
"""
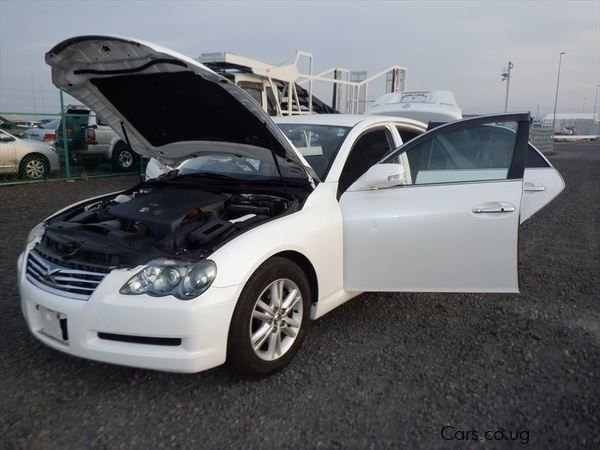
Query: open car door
340 113 532 293
521 144 565 223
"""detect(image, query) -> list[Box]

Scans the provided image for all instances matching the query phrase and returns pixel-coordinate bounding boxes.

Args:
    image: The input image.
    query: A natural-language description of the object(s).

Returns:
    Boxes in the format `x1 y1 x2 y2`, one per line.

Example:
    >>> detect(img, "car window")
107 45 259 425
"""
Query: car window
526 144 550 168
389 122 519 185
396 127 421 144
0 130 12 140
338 128 393 195
179 154 262 175
278 124 351 179
176 151 308 182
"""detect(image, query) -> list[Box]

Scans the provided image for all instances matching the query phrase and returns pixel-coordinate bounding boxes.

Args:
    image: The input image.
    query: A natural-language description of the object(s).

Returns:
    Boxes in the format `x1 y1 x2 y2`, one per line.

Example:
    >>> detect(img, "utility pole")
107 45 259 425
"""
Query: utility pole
552 52 566 134
501 61 514 112
31 76 37 113
582 97 587 113
593 84 600 123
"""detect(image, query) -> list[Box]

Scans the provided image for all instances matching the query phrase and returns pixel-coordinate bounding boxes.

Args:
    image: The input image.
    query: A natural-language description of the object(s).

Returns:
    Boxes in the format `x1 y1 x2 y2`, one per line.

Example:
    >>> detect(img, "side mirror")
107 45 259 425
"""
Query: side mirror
0 134 15 142
347 163 407 191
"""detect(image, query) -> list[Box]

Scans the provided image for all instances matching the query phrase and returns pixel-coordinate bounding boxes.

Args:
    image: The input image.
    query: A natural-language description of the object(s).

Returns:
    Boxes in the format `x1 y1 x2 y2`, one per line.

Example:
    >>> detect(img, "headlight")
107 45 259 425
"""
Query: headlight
26 222 45 245
120 259 217 300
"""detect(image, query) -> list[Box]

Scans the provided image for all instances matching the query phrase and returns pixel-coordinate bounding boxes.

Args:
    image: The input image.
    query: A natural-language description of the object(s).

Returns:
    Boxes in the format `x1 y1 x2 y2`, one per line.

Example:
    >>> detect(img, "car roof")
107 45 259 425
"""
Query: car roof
272 113 426 129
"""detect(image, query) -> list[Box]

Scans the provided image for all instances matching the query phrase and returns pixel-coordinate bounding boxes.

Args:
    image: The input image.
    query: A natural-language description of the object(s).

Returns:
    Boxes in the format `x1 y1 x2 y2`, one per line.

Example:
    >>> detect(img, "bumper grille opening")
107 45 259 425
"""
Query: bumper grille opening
98 332 182 347
26 250 107 300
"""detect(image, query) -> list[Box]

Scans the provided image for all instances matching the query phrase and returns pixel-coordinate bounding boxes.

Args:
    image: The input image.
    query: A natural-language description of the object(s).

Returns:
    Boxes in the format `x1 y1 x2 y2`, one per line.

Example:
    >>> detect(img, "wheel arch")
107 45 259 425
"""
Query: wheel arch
19 152 50 173
271 250 319 307
108 139 128 157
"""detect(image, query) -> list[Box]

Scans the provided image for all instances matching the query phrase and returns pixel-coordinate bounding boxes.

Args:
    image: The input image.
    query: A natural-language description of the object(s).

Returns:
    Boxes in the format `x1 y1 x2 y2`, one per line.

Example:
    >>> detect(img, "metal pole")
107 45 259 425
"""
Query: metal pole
31 76 37 113
552 52 566 134
582 97 586 113
503 61 513 112
593 84 600 123
59 91 71 179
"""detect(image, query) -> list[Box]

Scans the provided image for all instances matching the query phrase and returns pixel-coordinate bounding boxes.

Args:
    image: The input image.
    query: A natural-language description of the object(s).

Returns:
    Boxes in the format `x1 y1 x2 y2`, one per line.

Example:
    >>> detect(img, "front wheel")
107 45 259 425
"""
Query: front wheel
20 154 49 180
227 257 311 377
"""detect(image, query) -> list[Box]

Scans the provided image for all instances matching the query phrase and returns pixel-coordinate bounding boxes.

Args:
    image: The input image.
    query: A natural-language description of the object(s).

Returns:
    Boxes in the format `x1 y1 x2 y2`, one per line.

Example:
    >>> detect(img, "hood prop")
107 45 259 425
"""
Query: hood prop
120 121 143 183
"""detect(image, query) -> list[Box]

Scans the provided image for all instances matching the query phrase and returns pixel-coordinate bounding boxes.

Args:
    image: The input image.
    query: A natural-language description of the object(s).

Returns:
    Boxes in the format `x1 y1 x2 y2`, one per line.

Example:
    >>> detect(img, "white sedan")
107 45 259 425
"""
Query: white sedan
19 36 564 376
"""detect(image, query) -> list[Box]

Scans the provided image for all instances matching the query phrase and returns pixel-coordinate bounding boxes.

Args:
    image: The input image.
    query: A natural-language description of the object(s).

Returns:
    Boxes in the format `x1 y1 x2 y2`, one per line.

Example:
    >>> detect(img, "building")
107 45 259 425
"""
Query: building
543 113 600 135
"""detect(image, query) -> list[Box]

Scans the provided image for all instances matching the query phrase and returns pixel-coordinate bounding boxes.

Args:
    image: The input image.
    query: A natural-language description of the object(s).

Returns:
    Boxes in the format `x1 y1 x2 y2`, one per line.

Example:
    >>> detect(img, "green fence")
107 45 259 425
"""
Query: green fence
0 93 145 186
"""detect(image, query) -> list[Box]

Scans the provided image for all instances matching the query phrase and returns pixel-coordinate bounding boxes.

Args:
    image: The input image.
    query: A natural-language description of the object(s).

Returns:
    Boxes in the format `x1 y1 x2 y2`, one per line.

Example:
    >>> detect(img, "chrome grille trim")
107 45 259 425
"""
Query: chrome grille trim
25 250 107 300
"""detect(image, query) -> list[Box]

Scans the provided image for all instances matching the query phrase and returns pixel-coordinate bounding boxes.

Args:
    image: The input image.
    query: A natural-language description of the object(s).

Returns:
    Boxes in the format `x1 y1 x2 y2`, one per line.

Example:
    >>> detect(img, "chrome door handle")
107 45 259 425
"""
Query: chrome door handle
472 202 516 214
524 182 546 192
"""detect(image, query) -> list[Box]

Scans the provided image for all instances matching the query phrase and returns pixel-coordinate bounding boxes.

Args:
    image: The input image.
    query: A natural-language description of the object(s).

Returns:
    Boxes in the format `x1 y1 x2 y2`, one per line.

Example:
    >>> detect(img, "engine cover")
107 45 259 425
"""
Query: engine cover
107 188 228 238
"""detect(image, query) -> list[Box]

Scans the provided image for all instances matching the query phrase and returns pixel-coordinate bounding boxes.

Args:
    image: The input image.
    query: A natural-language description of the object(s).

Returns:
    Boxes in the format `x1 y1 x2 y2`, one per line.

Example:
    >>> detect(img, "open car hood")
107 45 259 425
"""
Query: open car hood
46 35 317 184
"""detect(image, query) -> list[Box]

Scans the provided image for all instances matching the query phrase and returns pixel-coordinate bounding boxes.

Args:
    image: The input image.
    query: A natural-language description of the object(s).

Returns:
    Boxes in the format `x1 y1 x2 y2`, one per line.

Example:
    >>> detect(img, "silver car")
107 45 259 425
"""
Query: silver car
24 118 60 143
0 130 60 180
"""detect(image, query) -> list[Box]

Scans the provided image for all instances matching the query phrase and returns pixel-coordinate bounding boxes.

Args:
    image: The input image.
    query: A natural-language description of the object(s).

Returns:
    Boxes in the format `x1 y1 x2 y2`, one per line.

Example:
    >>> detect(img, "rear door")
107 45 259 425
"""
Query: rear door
340 113 530 293
520 144 565 223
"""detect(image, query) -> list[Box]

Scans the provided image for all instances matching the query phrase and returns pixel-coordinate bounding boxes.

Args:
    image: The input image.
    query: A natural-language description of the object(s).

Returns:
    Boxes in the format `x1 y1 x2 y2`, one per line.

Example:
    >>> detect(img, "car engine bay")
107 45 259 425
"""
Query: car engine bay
37 183 300 269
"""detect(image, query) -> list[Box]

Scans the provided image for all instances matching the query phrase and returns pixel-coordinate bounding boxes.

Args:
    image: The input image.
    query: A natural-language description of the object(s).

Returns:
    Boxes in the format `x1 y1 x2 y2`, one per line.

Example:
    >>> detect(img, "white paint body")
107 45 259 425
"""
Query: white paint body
19 36 564 373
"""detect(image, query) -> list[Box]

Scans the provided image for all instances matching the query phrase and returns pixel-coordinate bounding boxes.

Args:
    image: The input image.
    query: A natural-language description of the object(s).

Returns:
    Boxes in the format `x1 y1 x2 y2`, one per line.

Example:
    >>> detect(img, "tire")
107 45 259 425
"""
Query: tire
227 257 311 377
20 154 49 180
111 143 136 172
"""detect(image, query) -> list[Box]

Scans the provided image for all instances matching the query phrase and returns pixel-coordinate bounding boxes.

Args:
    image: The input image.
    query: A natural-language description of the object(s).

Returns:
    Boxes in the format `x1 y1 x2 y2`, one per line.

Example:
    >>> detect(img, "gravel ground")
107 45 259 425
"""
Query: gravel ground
0 143 598 449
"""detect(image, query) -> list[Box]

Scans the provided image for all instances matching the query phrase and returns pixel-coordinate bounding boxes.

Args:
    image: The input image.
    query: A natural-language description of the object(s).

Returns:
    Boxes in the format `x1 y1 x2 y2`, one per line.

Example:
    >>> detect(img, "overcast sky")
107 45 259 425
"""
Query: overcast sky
1 0 598 117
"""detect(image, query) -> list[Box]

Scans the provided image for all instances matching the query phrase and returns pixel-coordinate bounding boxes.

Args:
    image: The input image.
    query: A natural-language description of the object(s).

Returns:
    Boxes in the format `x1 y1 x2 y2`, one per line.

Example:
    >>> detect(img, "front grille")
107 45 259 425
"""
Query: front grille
26 250 107 300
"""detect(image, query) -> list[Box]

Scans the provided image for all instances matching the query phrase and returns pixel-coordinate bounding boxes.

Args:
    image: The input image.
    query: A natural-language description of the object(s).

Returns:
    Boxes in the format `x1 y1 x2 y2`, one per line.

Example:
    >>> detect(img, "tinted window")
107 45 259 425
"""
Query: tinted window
526 144 550 168
397 127 421 144
339 129 393 195
279 124 351 179
392 122 518 185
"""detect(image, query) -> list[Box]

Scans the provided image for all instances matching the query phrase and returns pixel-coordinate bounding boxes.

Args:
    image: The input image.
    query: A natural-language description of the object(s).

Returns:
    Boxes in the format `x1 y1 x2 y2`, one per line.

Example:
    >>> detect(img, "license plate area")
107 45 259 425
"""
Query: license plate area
37 305 69 343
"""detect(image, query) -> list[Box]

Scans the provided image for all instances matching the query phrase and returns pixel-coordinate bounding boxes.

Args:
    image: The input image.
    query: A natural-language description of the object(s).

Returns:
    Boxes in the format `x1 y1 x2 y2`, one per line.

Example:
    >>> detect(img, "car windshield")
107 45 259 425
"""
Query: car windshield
277 124 351 179
176 151 308 183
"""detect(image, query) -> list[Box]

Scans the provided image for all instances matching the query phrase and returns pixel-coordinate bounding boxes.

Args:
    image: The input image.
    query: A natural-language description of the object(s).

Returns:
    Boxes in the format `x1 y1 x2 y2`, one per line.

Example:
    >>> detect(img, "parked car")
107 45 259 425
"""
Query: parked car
55 105 139 171
0 115 27 138
24 118 60 143
0 130 60 179
19 36 564 377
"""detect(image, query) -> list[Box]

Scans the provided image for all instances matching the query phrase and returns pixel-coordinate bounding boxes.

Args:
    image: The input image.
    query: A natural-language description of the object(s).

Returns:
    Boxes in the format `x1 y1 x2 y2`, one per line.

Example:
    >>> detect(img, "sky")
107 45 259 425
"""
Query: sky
0 0 599 118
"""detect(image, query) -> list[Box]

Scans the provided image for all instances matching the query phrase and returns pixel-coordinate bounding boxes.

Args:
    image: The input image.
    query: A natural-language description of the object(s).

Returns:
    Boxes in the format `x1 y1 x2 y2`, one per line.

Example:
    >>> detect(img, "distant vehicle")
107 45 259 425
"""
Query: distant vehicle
55 105 139 171
0 130 60 180
0 115 27 138
365 90 462 123
24 118 60 143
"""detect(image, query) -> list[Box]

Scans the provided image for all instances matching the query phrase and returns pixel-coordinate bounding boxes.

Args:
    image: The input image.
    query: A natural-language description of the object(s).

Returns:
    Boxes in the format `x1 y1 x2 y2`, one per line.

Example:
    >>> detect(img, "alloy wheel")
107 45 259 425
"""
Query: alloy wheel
249 278 304 361
118 150 133 168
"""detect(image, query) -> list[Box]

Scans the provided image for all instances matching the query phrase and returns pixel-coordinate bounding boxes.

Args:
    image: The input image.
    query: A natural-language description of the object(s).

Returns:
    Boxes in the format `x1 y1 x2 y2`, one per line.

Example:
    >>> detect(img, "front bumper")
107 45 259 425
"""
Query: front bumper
18 250 241 373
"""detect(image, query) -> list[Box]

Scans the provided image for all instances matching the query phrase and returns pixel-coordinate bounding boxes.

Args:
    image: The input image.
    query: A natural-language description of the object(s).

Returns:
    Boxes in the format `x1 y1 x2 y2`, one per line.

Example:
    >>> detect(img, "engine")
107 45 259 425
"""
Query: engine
38 185 295 268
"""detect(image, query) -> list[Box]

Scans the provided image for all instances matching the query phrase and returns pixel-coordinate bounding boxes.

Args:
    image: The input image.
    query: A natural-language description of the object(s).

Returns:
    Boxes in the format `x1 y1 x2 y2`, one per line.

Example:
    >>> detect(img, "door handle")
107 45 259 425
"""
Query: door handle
524 182 546 192
472 202 516 214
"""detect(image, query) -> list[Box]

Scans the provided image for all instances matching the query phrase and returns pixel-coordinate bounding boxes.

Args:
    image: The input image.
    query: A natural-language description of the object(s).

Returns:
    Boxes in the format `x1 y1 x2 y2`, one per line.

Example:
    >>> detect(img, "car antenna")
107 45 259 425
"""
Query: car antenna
120 121 143 184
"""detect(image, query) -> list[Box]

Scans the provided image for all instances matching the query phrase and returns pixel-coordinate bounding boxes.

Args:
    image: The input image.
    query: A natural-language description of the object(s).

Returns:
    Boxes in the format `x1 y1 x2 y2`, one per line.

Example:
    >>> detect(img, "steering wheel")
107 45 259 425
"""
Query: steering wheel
235 159 259 173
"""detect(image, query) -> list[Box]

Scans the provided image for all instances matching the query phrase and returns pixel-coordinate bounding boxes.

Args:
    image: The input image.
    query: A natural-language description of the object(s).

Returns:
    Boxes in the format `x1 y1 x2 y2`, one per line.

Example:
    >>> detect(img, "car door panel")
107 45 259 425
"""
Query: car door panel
340 113 530 293
520 167 564 224
340 180 522 292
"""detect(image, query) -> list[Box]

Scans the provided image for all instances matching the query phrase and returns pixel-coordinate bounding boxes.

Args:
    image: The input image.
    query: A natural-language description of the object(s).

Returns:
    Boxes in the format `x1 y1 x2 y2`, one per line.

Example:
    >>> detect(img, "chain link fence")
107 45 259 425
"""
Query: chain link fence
0 93 144 186
529 123 554 154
